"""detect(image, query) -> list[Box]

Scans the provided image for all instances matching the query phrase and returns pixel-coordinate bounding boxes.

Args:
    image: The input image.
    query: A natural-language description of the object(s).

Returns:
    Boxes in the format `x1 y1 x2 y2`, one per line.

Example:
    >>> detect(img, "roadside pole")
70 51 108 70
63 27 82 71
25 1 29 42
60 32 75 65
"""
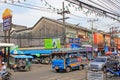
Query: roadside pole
2 8 12 68
57 2 70 48
88 19 98 58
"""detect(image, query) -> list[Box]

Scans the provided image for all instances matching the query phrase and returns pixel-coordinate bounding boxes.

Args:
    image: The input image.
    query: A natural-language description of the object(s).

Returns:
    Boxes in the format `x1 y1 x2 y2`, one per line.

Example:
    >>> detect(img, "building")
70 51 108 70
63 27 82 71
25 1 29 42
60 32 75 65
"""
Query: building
0 23 27 43
10 17 93 49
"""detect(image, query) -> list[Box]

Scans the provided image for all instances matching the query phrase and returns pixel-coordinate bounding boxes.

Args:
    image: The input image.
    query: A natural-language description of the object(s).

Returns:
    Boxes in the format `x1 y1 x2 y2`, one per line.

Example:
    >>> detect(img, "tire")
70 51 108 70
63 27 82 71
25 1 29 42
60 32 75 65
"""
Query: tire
66 67 71 72
55 69 60 72
103 67 106 73
14 68 17 72
79 65 83 70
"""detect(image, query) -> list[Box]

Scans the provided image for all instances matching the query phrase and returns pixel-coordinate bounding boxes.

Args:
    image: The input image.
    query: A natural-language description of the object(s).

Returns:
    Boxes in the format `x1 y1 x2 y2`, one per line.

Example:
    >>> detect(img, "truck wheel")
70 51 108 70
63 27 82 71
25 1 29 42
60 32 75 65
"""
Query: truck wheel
79 65 83 70
56 69 59 72
66 67 71 72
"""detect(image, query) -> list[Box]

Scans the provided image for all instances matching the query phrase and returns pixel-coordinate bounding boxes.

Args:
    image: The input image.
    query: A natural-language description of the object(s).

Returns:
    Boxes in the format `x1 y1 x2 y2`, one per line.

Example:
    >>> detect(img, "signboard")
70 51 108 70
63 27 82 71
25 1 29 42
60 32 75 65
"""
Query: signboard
2 8 12 31
71 43 80 48
68 38 80 43
10 45 18 51
94 33 104 45
3 17 12 30
87 71 105 80
44 38 61 49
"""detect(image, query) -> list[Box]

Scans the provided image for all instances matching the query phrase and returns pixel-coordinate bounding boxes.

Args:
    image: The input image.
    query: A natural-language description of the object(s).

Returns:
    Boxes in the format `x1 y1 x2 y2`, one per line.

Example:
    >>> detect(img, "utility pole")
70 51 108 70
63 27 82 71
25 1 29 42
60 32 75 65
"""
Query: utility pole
88 19 98 57
110 26 119 52
58 2 70 48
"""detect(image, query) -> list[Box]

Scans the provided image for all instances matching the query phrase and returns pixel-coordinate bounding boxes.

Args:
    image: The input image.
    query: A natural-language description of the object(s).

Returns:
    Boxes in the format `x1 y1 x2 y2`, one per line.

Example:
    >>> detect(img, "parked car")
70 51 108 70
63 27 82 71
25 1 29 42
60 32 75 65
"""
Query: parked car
88 56 112 72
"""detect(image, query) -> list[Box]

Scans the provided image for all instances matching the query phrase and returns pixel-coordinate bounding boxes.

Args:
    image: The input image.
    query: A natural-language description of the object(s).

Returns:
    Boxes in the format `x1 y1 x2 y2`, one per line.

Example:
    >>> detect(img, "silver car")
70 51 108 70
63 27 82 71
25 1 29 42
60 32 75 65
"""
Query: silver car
88 56 110 71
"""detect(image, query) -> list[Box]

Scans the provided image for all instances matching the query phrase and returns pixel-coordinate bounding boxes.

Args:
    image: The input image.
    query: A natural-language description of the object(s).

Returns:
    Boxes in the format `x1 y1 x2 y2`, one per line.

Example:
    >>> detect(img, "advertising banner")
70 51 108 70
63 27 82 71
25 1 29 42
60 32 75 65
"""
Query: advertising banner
3 17 12 31
68 38 80 43
2 8 12 31
94 33 104 45
71 43 80 48
44 38 61 49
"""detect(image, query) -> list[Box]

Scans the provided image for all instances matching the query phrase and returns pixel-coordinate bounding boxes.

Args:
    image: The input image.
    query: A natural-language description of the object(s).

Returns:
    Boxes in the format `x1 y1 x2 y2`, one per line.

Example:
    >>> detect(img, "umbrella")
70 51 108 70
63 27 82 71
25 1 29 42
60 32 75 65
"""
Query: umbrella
105 51 112 56
10 50 24 54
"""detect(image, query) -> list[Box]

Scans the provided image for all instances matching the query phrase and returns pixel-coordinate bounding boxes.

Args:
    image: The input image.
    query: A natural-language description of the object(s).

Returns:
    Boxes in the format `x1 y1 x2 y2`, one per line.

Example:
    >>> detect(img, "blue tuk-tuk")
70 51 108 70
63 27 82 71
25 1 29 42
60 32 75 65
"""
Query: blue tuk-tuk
9 55 33 72
51 48 87 72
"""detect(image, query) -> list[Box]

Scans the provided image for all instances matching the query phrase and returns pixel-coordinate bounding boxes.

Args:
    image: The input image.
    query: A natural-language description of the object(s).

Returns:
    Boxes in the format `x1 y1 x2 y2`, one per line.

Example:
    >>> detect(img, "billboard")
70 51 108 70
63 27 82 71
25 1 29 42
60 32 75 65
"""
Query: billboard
44 38 61 49
68 38 80 43
94 33 104 44
3 17 12 31
2 8 12 31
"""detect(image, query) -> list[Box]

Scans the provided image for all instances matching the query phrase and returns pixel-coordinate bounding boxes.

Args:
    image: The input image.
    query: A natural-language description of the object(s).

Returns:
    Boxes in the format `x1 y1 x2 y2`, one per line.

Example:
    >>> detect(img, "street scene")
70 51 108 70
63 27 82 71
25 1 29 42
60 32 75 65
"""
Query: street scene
12 64 86 80
0 0 120 80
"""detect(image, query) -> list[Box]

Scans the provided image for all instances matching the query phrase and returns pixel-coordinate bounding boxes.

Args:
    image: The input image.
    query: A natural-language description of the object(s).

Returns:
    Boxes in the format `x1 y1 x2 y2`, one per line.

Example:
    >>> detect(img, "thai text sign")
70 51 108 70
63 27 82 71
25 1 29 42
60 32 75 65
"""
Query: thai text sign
68 38 80 43
87 71 104 80
3 17 11 31
2 8 12 31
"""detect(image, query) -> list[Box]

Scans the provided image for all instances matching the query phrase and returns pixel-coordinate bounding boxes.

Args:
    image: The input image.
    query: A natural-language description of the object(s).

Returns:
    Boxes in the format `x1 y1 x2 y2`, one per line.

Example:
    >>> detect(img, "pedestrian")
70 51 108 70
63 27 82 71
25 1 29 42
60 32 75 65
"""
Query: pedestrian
1 62 6 71
25 59 31 71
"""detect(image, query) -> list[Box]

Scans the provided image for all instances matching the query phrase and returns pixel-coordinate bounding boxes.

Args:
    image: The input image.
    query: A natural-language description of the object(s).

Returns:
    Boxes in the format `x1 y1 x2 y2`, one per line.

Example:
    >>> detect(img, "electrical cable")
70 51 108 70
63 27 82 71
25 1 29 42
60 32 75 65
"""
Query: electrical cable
87 0 120 16
0 1 57 13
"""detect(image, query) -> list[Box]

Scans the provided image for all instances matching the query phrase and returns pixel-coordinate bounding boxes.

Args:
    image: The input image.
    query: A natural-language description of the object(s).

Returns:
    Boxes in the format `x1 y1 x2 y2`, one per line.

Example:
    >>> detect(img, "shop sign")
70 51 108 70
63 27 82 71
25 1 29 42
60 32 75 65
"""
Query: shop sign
68 38 80 43
3 17 11 31
87 71 104 80
44 38 61 49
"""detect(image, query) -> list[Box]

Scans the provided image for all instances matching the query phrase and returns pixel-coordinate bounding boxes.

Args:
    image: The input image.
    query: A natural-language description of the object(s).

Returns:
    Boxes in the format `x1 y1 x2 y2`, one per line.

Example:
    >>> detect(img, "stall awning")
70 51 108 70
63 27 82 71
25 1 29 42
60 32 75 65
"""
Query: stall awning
21 50 52 55
10 50 24 54
11 55 33 58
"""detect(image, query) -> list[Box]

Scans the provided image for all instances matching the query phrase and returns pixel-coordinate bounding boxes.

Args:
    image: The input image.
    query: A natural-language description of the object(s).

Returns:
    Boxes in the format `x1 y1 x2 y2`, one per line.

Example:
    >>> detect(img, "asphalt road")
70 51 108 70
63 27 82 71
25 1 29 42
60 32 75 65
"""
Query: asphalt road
11 64 86 80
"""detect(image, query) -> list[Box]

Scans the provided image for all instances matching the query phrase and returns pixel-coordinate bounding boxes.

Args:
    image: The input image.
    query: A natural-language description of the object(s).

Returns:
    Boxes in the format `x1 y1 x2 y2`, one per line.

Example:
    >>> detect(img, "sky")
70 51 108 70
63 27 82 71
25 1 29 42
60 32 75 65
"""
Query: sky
0 0 120 32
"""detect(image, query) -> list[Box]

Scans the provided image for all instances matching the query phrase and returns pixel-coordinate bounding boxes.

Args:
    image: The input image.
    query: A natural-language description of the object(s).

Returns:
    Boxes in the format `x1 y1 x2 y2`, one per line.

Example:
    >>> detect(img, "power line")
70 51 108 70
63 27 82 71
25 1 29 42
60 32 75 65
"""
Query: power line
0 1 57 13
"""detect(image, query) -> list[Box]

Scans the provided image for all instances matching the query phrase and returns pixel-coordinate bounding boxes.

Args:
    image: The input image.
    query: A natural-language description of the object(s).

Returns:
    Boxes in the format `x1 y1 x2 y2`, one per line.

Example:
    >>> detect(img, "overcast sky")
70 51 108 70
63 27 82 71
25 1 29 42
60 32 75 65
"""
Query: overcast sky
0 0 119 32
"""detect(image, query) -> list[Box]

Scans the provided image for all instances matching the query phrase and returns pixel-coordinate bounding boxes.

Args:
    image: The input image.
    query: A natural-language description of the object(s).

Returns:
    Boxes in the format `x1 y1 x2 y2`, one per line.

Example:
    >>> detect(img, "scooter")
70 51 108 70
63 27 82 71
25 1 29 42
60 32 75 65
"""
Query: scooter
0 70 12 80
107 64 120 77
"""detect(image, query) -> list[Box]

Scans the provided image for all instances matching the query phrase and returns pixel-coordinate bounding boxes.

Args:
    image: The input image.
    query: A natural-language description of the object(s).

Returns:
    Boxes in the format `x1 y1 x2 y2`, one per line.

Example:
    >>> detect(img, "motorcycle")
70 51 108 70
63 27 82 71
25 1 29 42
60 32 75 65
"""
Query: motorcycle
0 70 12 80
107 65 120 77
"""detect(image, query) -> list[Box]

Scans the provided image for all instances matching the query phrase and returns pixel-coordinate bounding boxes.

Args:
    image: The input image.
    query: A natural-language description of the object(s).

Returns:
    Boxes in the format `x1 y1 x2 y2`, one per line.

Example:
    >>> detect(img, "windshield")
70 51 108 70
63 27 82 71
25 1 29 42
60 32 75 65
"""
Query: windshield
93 58 107 62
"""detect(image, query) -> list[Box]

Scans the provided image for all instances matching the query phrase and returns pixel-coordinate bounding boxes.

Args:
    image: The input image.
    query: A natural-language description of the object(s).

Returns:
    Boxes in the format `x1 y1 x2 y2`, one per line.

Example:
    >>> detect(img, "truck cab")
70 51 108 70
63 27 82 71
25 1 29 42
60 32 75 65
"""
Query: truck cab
52 48 87 72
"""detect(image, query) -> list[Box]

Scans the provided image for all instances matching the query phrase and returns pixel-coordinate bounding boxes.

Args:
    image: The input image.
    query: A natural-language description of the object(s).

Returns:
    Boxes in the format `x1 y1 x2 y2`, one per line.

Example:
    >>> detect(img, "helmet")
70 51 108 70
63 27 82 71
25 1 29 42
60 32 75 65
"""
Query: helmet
2 62 5 64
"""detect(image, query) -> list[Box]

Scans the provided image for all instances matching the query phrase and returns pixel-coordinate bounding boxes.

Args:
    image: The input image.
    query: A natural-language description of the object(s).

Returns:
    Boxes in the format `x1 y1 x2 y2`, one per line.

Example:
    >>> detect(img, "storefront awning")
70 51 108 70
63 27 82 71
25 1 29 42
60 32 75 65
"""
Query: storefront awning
11 55 33 58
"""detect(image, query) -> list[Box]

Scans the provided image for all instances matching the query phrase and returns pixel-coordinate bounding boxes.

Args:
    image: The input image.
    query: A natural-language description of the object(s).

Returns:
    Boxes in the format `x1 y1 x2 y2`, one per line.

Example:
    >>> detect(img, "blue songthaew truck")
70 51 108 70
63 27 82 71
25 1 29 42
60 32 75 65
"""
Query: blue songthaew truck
51 48 87 72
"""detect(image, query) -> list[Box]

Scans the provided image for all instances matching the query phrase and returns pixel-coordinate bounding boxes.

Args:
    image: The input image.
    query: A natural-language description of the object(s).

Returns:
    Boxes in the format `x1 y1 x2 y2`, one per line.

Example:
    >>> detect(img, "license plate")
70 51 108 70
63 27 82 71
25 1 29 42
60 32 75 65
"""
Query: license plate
55 66 58 69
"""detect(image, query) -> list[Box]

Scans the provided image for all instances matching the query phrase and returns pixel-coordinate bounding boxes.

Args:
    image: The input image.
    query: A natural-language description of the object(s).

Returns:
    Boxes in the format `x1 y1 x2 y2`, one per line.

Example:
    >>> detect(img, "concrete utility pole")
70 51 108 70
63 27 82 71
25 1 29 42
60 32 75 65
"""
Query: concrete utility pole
58 2 70 48
110 26 119 52
88 19 98 57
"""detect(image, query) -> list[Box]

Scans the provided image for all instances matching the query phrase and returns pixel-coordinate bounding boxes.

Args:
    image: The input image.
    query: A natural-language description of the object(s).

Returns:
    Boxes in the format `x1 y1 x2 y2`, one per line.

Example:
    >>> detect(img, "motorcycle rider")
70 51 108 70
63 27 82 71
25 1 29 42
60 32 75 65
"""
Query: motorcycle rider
1 62 6 71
